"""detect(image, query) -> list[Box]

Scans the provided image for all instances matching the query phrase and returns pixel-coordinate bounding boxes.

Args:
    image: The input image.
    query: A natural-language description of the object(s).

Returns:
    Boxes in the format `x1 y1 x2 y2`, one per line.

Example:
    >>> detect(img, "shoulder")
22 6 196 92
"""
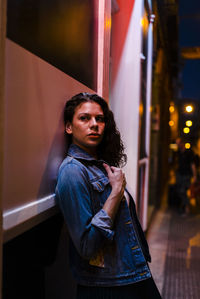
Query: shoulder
58 156 88 180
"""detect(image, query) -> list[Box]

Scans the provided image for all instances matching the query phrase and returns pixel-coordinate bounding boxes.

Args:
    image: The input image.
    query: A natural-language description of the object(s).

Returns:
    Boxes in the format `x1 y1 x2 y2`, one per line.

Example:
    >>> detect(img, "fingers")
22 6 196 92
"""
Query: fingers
103 163 127 187
103 163 113 175
110 166 117 172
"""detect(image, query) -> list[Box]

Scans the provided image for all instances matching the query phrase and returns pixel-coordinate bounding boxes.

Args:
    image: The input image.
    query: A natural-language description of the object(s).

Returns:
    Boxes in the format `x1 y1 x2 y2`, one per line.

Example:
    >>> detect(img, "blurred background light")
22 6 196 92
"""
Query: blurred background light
185 105 193 113
183 127 190 133
169 105 175 113
185 143 191 149
185 120 192 127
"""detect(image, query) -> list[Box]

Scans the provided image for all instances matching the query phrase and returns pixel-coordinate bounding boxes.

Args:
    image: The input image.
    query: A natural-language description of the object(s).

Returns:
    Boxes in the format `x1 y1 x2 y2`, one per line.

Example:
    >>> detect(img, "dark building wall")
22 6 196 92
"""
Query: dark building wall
3 214 76 299
148 0 179 213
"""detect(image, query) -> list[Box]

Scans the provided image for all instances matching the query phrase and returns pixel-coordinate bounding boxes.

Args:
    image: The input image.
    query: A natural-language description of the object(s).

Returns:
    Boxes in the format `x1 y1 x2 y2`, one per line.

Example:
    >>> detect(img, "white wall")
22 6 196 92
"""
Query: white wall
110 0 143 199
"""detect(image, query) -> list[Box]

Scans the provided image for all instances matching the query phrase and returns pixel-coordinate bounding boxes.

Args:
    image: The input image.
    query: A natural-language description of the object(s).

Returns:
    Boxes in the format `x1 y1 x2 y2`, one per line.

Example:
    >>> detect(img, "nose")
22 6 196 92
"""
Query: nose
90 117 98 128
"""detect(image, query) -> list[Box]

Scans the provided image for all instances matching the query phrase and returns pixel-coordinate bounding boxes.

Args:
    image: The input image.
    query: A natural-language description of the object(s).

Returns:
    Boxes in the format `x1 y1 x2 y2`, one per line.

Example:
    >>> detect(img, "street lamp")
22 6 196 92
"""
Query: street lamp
185 143 191 149
185 105 193 113
185 120 192 127
169 120 174 127
169 105 175 113
183 127 190 134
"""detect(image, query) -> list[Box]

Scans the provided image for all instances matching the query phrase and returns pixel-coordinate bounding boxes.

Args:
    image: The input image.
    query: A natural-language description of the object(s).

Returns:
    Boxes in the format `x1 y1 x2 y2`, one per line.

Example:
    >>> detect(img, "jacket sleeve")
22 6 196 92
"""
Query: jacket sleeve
56 162 114 259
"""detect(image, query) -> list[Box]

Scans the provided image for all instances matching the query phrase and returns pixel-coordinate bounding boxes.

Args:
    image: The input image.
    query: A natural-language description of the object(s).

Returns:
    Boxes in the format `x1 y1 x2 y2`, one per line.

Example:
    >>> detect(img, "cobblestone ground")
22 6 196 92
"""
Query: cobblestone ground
147 209 200 299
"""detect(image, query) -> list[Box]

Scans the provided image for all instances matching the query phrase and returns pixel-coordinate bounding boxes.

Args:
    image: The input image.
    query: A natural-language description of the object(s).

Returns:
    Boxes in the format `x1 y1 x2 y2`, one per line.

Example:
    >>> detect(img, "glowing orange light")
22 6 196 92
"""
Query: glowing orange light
140 12 148 31
169 105 175 113
105 17 111 29
139 103 143 115
169 120 174 127
185 143 191 149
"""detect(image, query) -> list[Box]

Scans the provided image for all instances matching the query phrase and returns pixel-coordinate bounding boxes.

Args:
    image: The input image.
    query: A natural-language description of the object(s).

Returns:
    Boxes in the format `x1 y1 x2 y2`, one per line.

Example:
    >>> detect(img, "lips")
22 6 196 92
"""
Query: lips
88 133 101 138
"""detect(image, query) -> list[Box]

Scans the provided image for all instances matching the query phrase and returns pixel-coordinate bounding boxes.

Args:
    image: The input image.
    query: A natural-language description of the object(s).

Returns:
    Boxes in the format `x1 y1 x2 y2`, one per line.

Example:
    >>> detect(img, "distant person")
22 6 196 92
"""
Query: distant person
192 139 200 178
189 140 200 212
56 93 162 298
176 138 197 215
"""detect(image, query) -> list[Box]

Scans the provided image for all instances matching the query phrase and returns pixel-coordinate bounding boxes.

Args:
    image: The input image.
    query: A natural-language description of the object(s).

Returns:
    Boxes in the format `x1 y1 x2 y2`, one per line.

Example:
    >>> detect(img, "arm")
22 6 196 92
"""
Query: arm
102 163 126 221
56 163 115 259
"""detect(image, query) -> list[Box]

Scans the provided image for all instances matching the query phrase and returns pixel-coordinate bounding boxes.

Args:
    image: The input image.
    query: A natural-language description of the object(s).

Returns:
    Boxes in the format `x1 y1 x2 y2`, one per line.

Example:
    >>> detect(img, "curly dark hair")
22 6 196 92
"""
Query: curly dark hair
64 92 127 167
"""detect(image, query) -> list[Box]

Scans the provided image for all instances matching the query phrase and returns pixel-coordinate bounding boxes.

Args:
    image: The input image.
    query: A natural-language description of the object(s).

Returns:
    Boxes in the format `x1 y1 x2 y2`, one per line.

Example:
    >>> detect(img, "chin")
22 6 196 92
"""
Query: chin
87 142 99 147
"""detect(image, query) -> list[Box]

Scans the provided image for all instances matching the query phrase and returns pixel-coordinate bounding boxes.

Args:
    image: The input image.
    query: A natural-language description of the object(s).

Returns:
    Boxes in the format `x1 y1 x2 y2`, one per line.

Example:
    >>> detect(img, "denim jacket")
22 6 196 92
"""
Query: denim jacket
56 144 151 286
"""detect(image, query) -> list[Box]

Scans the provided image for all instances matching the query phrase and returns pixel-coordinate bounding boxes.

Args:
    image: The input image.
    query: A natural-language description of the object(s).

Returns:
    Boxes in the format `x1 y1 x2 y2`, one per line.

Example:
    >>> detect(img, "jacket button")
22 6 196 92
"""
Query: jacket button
131 246 139 250
139 272 147 276
125 221 132 225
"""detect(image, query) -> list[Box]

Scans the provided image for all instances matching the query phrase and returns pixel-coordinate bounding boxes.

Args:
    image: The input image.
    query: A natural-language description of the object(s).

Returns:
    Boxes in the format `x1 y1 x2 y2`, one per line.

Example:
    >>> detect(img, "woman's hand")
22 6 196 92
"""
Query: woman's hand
102 163 126 220
103 163 126 199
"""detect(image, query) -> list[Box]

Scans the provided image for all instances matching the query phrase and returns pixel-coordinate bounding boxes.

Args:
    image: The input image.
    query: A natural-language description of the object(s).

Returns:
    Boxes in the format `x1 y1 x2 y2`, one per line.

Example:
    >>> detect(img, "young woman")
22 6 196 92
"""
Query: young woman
56 93 162 299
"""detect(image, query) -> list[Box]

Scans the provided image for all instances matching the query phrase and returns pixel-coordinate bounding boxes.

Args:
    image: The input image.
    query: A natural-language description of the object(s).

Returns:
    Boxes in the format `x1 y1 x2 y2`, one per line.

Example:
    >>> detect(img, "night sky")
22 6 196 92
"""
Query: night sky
179 0 200 99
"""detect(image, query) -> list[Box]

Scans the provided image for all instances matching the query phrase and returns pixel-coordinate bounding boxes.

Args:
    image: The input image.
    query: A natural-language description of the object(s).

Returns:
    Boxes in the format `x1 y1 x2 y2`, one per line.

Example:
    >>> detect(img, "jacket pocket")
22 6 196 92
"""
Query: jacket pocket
90 176 110 212
90 176 109 192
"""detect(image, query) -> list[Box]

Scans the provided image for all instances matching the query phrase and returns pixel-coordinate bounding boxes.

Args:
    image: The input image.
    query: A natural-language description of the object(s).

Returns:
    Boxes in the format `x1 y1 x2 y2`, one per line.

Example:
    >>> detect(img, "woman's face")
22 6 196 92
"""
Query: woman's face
66 101 105 155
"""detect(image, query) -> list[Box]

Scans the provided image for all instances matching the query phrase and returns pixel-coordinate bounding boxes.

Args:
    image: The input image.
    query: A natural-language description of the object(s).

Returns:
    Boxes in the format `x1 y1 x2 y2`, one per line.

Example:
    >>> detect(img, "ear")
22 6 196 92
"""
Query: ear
65 122 72 134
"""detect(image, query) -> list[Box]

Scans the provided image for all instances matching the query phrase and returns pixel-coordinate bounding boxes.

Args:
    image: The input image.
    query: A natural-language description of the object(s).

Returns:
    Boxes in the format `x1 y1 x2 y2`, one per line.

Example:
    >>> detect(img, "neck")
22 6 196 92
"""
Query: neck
85 148 98 159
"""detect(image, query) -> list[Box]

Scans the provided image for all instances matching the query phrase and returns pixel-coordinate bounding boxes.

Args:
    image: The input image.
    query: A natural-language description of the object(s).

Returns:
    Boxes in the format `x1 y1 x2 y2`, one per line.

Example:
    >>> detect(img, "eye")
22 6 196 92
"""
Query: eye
96 115 105 123
80 115 90 121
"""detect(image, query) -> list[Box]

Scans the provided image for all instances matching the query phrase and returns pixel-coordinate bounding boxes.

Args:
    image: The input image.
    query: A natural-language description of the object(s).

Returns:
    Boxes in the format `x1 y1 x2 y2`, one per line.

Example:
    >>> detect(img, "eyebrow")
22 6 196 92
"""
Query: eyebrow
78 113 104 116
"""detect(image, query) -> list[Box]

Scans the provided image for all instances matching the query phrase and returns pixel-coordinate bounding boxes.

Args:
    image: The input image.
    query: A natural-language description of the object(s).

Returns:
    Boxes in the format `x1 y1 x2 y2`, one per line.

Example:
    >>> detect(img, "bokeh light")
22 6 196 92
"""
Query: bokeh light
185 143 191 149
183 127 190 134
185 105 193 113
185 120 192 127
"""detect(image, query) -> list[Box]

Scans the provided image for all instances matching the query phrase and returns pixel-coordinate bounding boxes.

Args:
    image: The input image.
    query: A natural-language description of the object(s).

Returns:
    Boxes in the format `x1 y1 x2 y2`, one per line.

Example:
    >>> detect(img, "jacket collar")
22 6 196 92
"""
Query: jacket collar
68 144 104 162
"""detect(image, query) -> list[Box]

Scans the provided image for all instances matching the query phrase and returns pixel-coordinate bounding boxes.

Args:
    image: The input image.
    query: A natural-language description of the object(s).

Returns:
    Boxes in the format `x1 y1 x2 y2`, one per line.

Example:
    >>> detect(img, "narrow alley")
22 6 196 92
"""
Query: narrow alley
148 208 200 299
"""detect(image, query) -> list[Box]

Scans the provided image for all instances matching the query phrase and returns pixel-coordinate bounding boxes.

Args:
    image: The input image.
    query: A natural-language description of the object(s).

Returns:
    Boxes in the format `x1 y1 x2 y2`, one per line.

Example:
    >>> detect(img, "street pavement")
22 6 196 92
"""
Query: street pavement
147 208 200 299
